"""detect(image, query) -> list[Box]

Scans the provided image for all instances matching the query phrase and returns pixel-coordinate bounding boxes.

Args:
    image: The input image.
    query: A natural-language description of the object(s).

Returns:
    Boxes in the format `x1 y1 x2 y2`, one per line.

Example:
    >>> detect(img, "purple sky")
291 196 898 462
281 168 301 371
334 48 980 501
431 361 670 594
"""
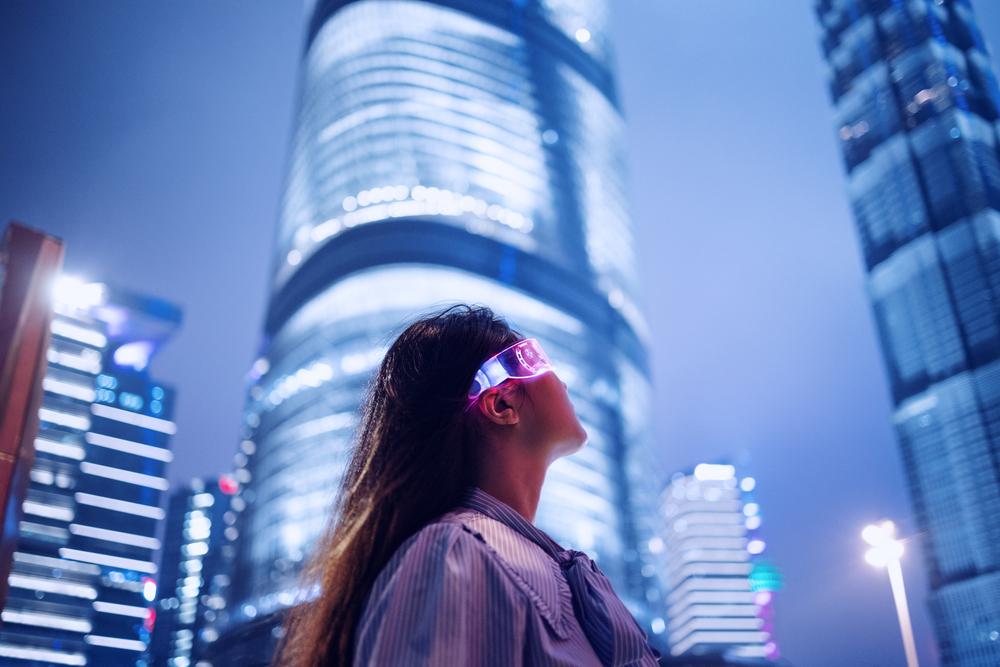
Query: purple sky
4 2 1000 665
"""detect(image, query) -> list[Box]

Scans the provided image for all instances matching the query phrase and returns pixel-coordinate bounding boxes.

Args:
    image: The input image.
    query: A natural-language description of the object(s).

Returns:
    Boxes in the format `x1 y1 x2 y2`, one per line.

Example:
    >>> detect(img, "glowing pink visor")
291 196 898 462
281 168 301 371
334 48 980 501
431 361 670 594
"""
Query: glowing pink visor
467 338 554 401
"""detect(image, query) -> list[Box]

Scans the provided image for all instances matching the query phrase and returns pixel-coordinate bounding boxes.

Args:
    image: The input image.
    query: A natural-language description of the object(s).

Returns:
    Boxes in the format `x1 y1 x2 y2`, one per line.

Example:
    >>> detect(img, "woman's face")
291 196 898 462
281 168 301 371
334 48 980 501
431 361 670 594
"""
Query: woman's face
520 370 588 461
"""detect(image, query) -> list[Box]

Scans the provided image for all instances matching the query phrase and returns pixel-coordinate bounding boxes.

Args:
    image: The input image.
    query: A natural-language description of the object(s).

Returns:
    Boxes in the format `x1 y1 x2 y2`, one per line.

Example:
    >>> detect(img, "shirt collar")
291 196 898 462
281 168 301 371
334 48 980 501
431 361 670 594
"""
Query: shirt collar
459 486 563 557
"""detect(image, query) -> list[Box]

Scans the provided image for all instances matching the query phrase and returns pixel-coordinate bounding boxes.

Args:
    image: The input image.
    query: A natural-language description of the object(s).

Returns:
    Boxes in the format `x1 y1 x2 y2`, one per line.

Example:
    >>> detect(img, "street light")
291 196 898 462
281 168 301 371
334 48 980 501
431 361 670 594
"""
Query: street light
862 520 919 667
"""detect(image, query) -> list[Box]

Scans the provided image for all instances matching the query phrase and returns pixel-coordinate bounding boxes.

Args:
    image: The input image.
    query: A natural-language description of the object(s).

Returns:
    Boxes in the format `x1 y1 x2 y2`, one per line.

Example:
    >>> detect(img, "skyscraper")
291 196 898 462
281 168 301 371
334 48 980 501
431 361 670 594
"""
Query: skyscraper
654 464 778 663
208 0 660 661
815 1 1000 664
0 278 180 666
151 475 238 667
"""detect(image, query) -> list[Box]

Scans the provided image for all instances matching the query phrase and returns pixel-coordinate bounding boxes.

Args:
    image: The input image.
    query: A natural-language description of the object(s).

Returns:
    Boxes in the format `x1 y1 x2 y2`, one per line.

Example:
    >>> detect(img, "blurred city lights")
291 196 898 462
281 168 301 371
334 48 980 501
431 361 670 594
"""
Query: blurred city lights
52 275 106 310
693 463 735 481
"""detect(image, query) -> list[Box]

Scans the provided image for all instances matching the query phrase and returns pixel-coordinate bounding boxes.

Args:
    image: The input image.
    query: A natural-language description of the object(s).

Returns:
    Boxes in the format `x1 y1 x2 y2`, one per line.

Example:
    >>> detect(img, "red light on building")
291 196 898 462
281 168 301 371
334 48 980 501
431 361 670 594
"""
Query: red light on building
218 475 238 495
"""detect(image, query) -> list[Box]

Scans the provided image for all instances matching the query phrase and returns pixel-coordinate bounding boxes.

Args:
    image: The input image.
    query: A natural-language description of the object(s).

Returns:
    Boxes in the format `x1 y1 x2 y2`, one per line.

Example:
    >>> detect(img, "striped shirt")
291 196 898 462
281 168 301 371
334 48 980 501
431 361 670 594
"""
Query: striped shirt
353 487 659 666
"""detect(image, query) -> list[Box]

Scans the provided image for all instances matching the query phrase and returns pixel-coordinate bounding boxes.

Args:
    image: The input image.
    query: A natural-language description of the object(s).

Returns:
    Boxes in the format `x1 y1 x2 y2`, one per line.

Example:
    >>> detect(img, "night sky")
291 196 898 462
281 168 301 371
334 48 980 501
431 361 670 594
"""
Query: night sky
4 2 1000 665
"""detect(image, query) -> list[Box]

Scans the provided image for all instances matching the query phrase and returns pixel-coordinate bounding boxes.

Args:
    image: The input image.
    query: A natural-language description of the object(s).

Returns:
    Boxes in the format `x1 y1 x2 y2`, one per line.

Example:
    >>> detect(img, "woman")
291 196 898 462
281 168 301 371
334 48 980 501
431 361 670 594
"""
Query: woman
275 304 659 666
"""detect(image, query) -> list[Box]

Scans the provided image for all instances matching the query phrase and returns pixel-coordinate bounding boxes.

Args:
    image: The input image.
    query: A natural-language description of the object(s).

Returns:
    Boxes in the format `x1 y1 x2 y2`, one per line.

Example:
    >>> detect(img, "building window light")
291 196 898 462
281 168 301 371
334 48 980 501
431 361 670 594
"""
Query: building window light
83 635 147 651
79 462 169 490
74 492 165 519
39 408 90 431
90 403 177 435
2 609 92 633
22 500 74 522
85 431 173 462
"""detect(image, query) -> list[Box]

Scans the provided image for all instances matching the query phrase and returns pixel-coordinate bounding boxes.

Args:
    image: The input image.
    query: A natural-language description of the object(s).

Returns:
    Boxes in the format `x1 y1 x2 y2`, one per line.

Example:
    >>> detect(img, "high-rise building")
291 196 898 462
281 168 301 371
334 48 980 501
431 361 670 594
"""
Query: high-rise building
207 0 660 662
654 464 778 663
150 474 238 667
0 277 180 666
815 1 1000 664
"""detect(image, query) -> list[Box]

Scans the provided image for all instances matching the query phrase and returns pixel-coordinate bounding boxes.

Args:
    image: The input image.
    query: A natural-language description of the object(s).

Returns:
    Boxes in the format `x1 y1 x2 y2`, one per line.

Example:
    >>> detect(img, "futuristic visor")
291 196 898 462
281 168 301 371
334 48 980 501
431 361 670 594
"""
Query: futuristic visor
467 338 554 402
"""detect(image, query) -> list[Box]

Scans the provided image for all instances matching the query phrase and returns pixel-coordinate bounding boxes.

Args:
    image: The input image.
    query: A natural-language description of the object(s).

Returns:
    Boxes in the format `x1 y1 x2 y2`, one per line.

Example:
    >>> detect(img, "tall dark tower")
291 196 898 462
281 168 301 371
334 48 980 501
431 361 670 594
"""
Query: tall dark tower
206 0 664 662
816 1 1000 664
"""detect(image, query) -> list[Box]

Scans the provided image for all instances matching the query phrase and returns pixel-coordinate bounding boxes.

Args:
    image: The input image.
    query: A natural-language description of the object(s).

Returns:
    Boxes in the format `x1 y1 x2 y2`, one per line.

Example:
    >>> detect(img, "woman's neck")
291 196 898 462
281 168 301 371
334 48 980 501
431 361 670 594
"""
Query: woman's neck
477 460 546 523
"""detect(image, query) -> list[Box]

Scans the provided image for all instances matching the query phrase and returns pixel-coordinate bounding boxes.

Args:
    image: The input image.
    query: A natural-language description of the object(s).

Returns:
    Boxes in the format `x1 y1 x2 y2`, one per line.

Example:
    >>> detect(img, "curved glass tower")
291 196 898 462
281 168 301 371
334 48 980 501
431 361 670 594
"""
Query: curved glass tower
209 0 662 659
817 1 1000 664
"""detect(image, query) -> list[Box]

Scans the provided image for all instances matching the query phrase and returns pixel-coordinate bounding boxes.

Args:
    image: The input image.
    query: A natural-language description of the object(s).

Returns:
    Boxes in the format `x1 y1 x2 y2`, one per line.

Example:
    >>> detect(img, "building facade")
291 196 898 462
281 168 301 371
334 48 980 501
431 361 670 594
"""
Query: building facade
654 464 778 662
816 1 1000 664
208 0 662 661
150 475 238 667
0 278 180 666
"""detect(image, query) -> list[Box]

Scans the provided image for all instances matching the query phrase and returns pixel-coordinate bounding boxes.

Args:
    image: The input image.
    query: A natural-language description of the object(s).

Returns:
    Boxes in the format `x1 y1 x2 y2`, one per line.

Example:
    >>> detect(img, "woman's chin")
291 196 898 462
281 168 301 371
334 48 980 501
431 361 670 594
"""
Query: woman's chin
566 428 589 455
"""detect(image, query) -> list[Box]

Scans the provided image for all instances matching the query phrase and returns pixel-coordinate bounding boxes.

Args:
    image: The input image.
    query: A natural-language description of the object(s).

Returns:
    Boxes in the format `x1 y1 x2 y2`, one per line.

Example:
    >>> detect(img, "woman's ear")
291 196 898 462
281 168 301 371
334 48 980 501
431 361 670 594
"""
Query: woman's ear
477 386 520 426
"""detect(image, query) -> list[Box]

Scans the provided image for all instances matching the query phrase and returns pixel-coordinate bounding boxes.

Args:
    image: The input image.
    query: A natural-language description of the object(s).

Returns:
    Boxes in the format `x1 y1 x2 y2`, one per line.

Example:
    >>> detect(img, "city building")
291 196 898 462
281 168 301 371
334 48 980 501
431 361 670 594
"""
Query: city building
815 1 1000 664
207 0 662 661
150 475 238 667
0 277 180 666
654 463 778 662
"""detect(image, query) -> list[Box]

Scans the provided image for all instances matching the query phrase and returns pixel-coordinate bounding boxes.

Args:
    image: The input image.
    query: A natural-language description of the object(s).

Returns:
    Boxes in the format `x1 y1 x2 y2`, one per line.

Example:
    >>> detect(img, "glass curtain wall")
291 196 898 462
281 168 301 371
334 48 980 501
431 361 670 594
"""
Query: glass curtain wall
211 0 663 658
816 1 1000 664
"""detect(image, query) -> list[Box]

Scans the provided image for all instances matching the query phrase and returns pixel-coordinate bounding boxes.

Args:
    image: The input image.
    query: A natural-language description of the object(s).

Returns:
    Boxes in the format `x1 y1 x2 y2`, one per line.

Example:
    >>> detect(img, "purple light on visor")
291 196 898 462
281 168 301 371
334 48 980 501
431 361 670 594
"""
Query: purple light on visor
467 338 554 401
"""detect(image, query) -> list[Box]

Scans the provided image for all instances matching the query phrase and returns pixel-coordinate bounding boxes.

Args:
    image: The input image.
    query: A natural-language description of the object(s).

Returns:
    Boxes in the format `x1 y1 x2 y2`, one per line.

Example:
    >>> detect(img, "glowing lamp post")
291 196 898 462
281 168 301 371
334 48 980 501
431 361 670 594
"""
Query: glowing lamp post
862 520 919 667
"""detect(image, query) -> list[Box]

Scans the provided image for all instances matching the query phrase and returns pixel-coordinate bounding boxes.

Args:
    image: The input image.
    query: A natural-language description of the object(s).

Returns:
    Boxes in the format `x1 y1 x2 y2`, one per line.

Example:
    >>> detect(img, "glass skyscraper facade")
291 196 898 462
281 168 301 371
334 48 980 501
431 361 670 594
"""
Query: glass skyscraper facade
816 1 1000 664
151 475 238 667
0 279 180 666
208 0 661 661
655 464 778 662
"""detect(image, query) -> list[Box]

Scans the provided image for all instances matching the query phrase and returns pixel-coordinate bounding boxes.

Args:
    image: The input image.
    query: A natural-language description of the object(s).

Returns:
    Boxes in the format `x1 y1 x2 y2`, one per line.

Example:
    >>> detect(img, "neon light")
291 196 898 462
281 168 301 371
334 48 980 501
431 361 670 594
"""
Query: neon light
43 376 96 402
39 407 90 431
192 493 215 508
93 601 149 618
90 404 177 434
669 617 765 644
34 437 85 460
58 548 157 574
670 630 770 657
51 318 107 347
74 492 165 519
218 475 239 495
113 341 154 371
22 500 74 522
52 276 106 309
0 644 86 665
1 609 91 632
69 524 161 549
84 635 146 651
19 521 70 540
14 551 101 574
30 468 54 485
142 577 157 602
183 542 208 557
47 347 102 373
7 574 97 599
79 462 169 490
670 604 761 630
694 464 735 481
85 432 173 461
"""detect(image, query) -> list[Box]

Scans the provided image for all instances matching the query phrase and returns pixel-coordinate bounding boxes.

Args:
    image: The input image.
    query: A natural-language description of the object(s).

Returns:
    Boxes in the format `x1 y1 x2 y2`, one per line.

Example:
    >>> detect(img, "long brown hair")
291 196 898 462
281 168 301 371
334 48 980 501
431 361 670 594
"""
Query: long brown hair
273 304 520 666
